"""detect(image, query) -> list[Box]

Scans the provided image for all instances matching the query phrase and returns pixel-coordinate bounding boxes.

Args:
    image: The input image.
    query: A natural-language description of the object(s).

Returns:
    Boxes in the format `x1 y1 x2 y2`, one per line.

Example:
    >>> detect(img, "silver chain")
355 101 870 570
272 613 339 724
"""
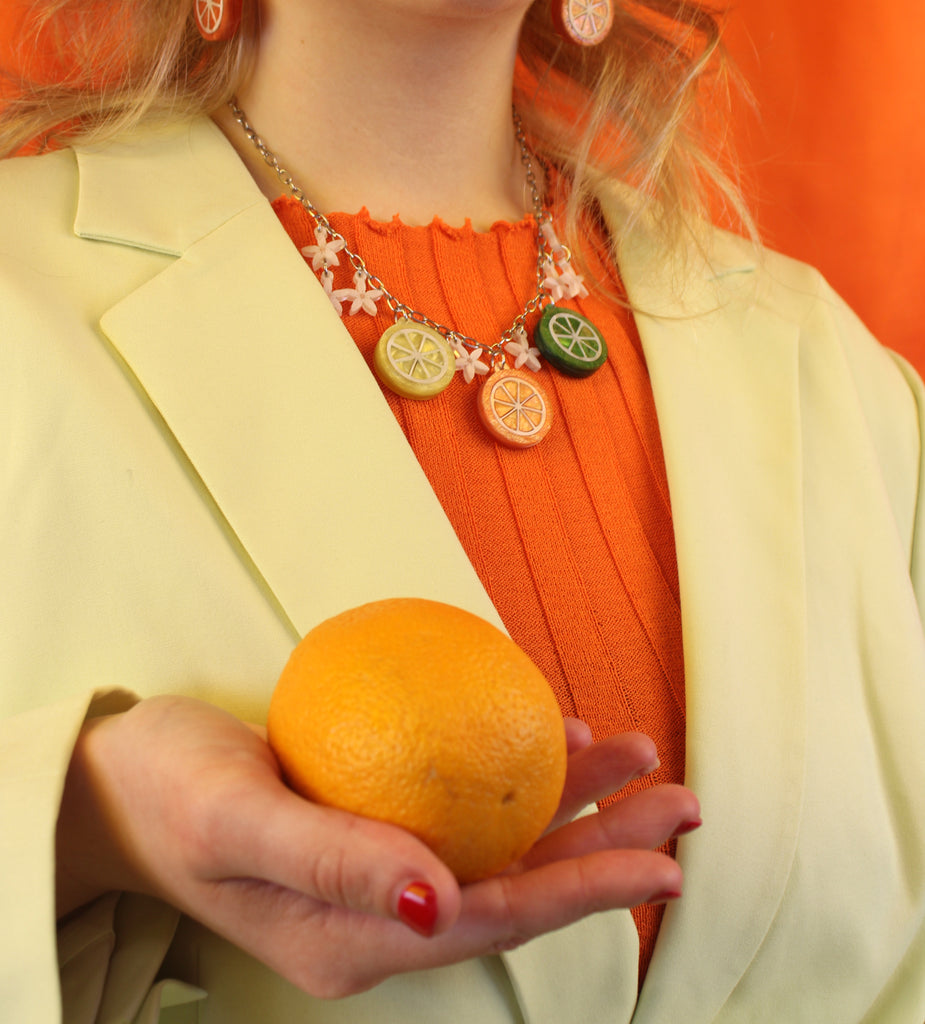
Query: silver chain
228 99 562 360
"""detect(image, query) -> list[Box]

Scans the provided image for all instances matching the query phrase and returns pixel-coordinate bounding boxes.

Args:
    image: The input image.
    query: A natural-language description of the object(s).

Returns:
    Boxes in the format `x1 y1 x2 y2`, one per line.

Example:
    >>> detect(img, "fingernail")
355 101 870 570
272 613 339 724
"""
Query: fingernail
397 882 438 938
646 888 682 905
672 817 703 838
634 757 660 780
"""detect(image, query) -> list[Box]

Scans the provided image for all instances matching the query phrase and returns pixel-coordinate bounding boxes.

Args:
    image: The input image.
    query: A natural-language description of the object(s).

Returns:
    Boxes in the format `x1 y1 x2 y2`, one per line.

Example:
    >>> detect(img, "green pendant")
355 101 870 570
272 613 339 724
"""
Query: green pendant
534 306 608 378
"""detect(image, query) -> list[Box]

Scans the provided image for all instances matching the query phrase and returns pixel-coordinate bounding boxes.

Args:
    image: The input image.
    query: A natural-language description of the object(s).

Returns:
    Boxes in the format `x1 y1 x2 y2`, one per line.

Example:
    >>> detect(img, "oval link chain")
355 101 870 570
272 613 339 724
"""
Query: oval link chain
228 99 558 362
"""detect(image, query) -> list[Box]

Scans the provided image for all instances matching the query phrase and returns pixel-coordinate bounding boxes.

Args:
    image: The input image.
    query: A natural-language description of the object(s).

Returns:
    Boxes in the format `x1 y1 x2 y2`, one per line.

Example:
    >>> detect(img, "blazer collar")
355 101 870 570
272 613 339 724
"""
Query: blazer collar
604 195 808 1022
74 117 262 255
75 120 807 1024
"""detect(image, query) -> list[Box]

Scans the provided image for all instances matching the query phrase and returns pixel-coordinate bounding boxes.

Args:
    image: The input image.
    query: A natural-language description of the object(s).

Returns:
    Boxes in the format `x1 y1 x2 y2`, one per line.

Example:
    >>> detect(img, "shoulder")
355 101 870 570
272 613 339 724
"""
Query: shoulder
603 180 925 556
604 186 921 439
0 147 81 264
697 222 919 420
0 143 77 191
709 224 924 562
750 238 921 480
0 118 262 271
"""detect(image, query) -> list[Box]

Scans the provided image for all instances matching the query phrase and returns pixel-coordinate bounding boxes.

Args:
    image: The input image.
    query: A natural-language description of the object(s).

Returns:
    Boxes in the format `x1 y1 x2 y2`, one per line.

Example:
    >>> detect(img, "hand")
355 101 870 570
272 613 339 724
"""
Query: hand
56 697 698 998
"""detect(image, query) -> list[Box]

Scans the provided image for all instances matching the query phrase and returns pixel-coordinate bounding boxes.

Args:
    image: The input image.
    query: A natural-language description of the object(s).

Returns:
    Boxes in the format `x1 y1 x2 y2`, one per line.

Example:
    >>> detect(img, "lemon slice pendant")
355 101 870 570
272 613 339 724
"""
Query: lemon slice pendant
534 306 608 378
477 369 552 449
374 320 457 400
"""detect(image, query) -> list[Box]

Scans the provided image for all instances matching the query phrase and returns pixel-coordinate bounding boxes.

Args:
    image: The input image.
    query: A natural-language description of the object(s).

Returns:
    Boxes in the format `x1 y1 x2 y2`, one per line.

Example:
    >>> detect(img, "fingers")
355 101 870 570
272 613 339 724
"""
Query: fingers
398 846 683 973
189 726 694 996
191 839 686 998
474 847 684 945
527 784 699 869
550 730 660 830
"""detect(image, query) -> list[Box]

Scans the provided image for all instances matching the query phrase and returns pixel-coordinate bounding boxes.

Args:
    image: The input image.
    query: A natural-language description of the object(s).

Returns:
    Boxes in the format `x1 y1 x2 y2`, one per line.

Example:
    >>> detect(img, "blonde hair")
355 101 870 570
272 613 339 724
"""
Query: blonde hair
0 0 751 251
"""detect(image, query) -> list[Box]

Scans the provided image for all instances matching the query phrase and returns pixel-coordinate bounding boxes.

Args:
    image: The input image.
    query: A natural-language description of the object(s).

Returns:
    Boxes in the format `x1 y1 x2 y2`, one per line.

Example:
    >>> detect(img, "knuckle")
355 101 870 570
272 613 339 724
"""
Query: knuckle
495 875 519 932
575 855 610 914
177 788 227 873
484 875 529 955
176 770 262 876
306 841 353 904
304 812 378 910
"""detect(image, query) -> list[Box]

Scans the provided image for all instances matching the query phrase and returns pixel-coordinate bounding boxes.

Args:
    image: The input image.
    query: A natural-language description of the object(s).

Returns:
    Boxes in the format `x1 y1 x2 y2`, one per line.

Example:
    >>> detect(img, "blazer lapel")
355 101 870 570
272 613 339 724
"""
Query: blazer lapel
75 119 503 640
605 200 809 1022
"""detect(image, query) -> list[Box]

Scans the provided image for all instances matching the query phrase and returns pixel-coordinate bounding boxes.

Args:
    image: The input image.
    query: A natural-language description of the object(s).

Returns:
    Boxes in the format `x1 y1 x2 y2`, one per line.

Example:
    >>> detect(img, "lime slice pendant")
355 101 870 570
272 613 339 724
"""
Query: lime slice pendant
534 306 608 378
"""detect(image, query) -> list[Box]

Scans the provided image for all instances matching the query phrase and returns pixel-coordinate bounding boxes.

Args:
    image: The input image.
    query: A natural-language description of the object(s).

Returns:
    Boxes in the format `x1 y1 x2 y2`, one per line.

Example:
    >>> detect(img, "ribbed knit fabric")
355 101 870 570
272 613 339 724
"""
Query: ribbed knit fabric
273 195 686 986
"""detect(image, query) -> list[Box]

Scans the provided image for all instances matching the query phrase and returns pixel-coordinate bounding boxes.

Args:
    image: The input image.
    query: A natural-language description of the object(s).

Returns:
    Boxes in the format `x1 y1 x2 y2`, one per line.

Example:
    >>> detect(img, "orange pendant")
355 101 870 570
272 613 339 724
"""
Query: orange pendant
477 369 552 449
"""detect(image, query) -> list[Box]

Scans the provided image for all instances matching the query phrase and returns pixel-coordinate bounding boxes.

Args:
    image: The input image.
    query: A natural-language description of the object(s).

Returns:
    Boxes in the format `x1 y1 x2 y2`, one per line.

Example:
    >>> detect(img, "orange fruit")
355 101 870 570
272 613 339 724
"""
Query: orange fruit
267 598 567 883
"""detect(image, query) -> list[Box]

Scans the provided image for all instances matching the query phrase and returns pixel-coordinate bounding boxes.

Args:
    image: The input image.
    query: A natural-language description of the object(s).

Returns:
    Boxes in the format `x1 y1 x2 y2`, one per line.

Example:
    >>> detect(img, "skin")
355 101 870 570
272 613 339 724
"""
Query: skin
56 0 702 999
57 698 698 997
215 0 538 227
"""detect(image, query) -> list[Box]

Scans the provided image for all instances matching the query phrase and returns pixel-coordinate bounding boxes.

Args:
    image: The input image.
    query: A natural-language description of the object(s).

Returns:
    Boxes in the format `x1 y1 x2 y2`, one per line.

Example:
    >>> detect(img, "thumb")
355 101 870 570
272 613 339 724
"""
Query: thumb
207 781 463 937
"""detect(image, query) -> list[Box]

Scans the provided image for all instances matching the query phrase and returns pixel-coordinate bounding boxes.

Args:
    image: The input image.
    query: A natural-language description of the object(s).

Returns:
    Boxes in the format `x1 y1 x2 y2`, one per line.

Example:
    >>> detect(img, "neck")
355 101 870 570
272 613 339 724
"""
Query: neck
216 2 533 229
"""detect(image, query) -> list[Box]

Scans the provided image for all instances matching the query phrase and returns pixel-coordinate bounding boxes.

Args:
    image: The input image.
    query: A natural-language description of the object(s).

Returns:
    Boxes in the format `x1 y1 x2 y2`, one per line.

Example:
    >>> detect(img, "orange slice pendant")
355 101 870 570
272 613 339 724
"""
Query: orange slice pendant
477 369 552 449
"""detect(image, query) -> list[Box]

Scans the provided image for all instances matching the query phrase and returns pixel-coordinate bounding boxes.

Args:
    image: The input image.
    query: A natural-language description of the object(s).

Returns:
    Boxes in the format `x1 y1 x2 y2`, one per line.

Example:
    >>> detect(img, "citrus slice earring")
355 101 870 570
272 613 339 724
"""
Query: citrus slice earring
552 0 614 46
194 0 243 42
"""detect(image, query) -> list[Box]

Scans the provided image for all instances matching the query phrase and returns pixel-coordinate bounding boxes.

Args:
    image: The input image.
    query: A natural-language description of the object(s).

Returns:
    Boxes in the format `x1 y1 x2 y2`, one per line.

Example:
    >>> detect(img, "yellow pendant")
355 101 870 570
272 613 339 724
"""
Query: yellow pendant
373 320 457 400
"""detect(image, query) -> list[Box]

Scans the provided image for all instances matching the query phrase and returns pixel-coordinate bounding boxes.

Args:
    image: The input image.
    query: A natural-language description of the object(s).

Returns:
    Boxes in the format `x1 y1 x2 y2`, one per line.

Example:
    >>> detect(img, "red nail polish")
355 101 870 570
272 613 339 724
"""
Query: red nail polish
397 882 438 937
673 817 703 837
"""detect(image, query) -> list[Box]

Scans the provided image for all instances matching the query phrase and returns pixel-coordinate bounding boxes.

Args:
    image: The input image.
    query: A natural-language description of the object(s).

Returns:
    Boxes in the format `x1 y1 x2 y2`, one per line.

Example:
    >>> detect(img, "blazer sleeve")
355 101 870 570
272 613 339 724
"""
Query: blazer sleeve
0 690 96 1023
816 271 925 628
887 353 925 624
0 684 200 1024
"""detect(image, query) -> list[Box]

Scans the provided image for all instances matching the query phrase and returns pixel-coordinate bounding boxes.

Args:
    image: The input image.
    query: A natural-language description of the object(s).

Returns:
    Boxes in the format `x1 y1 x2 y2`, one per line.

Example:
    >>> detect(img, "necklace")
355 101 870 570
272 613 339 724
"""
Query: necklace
229 99 609 448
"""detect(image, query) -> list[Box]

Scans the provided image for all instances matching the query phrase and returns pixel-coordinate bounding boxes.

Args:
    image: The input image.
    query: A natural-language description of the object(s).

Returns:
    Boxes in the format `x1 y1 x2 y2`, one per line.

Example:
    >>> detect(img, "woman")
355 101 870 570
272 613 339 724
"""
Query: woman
1 1 924 1022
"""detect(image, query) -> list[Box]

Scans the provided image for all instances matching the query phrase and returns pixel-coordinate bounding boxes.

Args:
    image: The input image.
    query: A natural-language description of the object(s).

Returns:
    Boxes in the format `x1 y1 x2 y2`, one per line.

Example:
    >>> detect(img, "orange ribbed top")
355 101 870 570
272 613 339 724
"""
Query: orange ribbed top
273 195 685 985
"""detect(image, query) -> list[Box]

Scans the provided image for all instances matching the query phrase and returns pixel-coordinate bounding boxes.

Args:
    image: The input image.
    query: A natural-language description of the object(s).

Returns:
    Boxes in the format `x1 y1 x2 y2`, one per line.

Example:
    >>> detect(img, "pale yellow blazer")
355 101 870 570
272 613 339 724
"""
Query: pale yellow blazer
1 118 924 1024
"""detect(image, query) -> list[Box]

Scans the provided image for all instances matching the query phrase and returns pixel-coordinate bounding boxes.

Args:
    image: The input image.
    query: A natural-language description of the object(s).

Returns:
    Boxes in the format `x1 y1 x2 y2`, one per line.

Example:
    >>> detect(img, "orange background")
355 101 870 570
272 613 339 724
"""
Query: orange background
2 1 923 371
724 0 925 371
